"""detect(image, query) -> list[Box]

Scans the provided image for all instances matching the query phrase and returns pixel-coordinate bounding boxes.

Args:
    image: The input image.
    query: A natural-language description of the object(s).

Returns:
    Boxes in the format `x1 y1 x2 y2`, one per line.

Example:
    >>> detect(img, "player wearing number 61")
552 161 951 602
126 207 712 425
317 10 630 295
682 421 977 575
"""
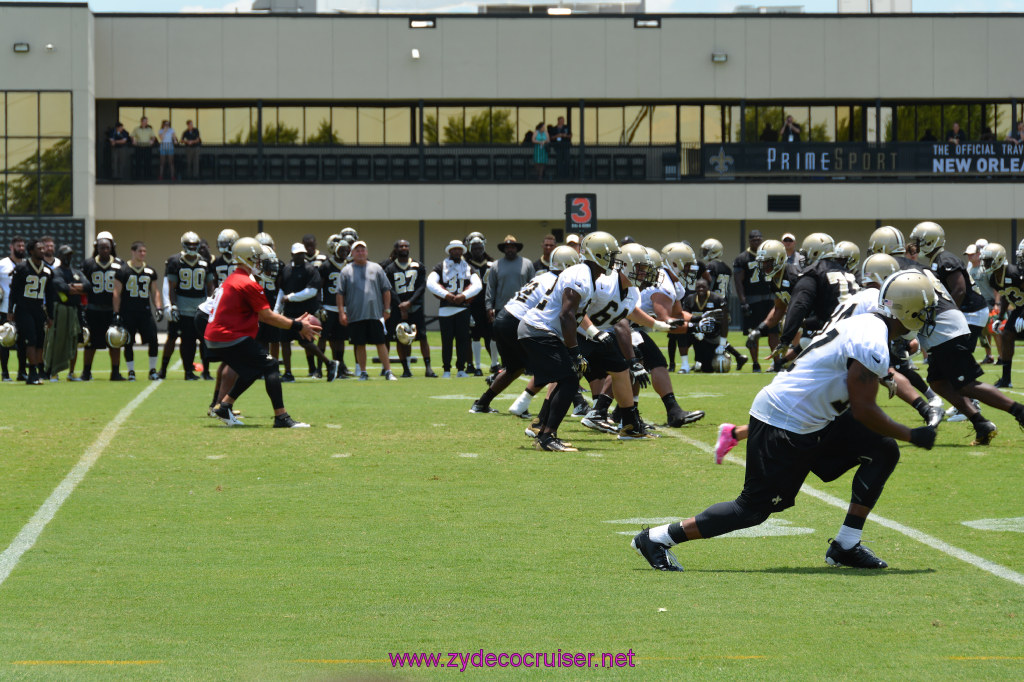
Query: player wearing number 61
633 270 941 573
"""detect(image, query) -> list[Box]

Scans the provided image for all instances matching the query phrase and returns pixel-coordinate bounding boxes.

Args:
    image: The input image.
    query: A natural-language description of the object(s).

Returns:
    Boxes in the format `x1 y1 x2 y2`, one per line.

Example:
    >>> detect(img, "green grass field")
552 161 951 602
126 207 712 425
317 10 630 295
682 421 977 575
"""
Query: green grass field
0 335 1022 681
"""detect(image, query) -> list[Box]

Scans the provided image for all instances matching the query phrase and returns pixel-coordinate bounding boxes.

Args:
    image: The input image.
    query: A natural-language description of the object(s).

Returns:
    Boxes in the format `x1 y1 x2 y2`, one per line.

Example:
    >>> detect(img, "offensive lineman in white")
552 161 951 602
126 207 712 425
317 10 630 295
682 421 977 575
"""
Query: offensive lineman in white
633 271 940 571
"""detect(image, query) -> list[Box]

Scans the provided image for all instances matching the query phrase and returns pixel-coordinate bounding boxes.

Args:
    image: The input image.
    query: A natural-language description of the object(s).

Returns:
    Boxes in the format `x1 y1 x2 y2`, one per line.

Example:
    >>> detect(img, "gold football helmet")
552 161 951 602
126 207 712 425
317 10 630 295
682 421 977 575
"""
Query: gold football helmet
909 221 946 258
834 241 861 272
800 232 836 266
867 226 906 255
180 231 201 257
255 232 275 248
756 240 788 281
549 245 582 273
580 231 621 274
878 270 937 334
662 242 700 287
860 253 899 287
645 246 664 271
619 243 656 287
217 229 240 257
980 243 1007 275
701 238 723 262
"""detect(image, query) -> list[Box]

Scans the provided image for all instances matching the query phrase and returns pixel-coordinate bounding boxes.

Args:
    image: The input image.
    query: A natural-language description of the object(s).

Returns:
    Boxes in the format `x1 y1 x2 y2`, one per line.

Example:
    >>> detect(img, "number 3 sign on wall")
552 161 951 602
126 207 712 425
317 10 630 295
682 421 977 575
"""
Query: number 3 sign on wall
565 194 597 235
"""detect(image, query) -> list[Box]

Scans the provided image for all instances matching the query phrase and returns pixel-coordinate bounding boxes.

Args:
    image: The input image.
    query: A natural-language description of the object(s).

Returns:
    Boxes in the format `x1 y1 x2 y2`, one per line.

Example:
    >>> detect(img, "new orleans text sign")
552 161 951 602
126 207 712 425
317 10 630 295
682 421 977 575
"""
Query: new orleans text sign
704 142 1024 177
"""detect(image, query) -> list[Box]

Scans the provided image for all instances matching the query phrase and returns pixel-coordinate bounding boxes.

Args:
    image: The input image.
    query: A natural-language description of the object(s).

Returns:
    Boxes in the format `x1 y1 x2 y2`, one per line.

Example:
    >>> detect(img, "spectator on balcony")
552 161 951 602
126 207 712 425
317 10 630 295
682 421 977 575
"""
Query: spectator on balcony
157 120 178 181
108 122 131 180
759 124 778 142
780 116 801 143
980 126 996 142
920 129 938 142
131 116 157 179
533 122 549 181
551 116 573 179
182 120 202 180
946 122 966 146
1004 121 1024 145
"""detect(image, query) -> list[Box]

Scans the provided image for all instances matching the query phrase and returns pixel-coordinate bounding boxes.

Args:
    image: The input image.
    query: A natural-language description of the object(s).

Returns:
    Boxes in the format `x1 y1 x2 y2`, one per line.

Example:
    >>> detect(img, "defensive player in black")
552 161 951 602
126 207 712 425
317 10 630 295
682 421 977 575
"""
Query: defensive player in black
113 241 163 381
982 242 1024 389
746 239 800 372
7 238 56 385
465 232 495 376
318 239 352 379
384 239 434 377
732 230 774 371
255 233 283 362
277 244 333 381
80 231 125 381
209 229 239 288
680 279 731 373
161 231 211 380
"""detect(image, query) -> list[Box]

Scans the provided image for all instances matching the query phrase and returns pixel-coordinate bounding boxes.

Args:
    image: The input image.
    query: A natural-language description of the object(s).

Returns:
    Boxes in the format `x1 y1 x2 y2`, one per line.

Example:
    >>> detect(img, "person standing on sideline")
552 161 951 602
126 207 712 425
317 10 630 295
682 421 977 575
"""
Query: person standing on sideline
384 239 434 377
532 234 557 274
338 240 396 381
276 243 336 381
0 235 28 381
112 241 163 381
206 239 319 428
427 241 482 378
81 231 126 381
486 234 536 330
47 244 87 381
7 238 56 385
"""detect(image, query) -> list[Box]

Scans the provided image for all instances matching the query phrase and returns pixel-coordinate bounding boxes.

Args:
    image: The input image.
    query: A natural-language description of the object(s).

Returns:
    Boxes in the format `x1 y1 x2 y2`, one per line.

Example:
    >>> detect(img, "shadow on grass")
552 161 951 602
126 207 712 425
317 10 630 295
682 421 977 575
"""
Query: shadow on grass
642 566 938 576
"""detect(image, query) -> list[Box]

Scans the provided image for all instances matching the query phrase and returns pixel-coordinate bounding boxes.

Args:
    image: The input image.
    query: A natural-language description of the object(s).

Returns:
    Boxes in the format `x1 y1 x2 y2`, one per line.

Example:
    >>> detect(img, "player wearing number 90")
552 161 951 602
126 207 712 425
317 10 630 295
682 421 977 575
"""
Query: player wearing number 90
80 231 125 381
633 271 940 573
160 232 210 380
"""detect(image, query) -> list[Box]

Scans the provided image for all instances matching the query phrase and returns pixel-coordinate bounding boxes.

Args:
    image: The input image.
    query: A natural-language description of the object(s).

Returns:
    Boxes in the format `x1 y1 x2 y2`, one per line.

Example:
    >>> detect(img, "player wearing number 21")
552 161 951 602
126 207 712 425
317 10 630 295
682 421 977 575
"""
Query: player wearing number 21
8 238 57 385
633 271 940 572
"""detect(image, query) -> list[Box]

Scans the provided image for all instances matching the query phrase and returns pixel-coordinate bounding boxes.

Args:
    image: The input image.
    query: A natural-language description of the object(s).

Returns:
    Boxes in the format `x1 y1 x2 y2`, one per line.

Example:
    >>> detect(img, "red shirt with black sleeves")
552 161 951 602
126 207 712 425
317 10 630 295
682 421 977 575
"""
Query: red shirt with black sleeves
204 269 269 342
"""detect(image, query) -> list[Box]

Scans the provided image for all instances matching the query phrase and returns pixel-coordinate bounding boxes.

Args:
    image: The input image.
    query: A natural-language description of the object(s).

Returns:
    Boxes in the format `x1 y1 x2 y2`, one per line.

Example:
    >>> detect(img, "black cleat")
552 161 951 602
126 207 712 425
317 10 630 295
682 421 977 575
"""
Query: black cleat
401 369 413 378
149 370 161 381
110 372 127 382
993 377 1013 389
273 413 310 428
751 363 762 373
424 369 438 378
825 539 888 569
202 372 214 381
468 401 499 414
80 370 93 382
631 528 684 571
735 355 749 372
280 372 295 383
916 402 943 429
534 434 577 452
127 370 136 382
667 407 705 428
972 420 998 446
326 361 339 383
183 373 199 381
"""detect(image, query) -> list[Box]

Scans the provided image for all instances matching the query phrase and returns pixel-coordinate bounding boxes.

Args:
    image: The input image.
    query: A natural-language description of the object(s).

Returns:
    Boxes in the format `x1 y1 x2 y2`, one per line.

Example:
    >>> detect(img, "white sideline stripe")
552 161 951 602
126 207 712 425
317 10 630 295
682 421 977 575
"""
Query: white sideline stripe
0 367 177 588
659 429 1024 587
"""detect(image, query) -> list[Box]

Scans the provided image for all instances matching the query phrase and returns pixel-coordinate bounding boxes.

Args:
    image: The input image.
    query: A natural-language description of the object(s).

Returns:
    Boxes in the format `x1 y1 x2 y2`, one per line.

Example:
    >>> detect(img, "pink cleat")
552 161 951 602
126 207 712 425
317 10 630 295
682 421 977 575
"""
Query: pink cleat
715 423 737 464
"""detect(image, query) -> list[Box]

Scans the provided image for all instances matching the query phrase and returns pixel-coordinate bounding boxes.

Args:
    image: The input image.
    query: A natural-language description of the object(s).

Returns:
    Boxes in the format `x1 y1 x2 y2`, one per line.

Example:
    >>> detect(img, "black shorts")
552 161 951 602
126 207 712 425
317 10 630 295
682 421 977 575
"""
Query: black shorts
14 305 47 347
926 334 984 389
632 328 668 370
123 308 158 345
740 413 895 513
218 336 276 377
518 330 576 385
257 321 281 345
85 308 114 349
348 318 386 346
470 303 492 341
742 300 775 334
194 310 208 339
580 332 630 382
386 307 426 342
492 310 528 373
322 311 349 342
692 338 720 371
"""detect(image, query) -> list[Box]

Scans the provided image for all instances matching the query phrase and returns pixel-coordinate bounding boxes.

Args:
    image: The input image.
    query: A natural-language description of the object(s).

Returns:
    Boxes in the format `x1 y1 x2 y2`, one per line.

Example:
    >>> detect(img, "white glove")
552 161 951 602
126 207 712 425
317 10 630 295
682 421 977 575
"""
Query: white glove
652 320 671 333
169 305 180 322
1016 316 1024 334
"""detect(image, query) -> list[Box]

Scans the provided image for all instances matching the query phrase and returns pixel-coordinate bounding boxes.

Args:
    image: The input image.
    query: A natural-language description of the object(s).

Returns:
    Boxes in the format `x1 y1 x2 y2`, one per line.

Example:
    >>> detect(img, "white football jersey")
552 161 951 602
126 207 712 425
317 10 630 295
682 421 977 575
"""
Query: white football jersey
503 271 558 320
820 287 881 333
579 271 641 333
520 263 596 340
640 268 681 317
750 315 891 434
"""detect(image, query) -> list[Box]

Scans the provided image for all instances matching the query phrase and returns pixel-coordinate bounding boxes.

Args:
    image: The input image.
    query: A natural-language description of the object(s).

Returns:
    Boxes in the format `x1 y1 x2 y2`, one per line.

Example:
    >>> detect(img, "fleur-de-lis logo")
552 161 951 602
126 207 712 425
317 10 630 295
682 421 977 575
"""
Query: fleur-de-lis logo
709 146 734 175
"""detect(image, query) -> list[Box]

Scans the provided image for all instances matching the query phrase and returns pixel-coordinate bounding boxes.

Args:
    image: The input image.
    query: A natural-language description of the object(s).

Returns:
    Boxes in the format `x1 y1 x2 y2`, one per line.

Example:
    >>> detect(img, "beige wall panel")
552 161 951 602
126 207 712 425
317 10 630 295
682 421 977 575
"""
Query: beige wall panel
876 184 914 219
769 19 825 98
329 184 395 218
980 185 1017 220
659 20 716 98
878 18 934 98
550 23 610 98
602 21 660 99
440 185 500 220
174 184 227 221
279 185 334 219
932 19 988 99
222 184 280 218
742 21 771 100
167 20 224 98
108 185 170 221
441 21 498 99
276 20 333 99
0 8 71 88
334 19 391 98
221 19 278 99
710 19 747 98
823 19 879 99
495 21 552 97
110 19 169 99
378 185 444 220
930 184 988 219
93 16 113 96
986 20 1021 95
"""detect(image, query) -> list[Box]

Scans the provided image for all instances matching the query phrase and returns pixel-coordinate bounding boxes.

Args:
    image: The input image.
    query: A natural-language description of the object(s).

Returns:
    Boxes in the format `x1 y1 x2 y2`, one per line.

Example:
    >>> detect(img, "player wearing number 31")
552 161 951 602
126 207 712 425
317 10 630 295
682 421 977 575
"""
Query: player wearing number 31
7 238 56 385
633 271 940 572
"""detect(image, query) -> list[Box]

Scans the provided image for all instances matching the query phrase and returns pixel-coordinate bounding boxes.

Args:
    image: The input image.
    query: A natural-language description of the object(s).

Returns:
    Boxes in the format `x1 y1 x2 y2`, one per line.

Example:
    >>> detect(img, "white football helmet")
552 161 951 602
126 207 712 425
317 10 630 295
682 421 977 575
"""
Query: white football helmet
549 245 582 273
834 241 861 272
0 322 16 348
980 243 1007 275
326 233 342 254
878 270 938 334
860 253 899 287
217 229 240 257
701 238 723 262
868 226 906 255
396 322 417 345
94 230 116 247
909 221 946 258
580 231 621 274
106 324 129 349
181 231 201 257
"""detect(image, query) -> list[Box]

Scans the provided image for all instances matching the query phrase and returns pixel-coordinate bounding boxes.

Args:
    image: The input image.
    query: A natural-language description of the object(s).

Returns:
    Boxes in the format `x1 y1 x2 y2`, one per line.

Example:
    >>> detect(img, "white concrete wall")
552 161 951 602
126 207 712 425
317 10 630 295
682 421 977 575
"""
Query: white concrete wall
1 4 95 237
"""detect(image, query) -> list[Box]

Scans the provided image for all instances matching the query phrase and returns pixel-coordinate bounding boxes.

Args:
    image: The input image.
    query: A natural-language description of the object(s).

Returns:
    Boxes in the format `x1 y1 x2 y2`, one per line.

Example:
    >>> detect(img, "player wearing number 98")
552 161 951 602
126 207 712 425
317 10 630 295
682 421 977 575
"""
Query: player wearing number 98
8 238 56 385
80 231 125 381
633 271 940 573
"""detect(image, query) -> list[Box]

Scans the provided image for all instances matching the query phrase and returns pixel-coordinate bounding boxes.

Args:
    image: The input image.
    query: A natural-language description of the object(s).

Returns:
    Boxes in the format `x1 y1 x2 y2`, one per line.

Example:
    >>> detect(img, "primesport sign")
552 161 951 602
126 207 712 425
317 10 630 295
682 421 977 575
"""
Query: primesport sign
705 142 1024 177
565 194 597 234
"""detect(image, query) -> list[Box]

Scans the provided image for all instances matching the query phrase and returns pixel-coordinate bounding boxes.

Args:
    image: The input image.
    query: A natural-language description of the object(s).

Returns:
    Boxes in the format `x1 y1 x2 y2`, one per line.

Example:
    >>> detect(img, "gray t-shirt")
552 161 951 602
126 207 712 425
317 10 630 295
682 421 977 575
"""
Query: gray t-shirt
339 261 391 322
486 255 536 311
969 263 995 305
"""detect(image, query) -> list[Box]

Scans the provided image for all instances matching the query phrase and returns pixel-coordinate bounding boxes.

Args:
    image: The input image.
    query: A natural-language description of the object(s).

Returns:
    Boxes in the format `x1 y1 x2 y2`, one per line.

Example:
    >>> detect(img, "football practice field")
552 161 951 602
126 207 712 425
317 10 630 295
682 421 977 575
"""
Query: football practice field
1 336 1022 681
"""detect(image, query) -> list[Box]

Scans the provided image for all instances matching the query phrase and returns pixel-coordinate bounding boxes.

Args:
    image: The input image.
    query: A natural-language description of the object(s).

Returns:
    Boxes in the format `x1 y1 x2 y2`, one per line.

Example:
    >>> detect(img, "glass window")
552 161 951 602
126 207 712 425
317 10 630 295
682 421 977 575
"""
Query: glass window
868 107 892 144
224 107 251 144
652 105 678 144
385 107 412 145
358 107 384 144
6 173 37 215
779 106 808 143
276 106 303 145
461 106 491 144
623 106 649 144
809 106 835 142
596 107 623 144
170 107 196 139
8 92 38 136
434 106 463 145
990 104 1013 140
0 94 5 135
198 108 222 145
144 107 170 132
915 105 942 142
119 107 144 136
39 138 72 173
332 107 357 145
518 107 546 144
305 106 333 144
7 138 37 171
39 174 71 215
40 92 71 137
702 105 722 144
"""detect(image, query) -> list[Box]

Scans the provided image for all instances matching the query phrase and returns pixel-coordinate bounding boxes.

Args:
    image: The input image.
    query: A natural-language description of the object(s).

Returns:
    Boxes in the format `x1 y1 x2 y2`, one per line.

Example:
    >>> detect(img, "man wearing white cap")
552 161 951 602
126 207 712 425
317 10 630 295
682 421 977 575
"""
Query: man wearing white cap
276 242 335 381
427 240 482 378
338 240 396 381
781 233 805 268
965 242 997 364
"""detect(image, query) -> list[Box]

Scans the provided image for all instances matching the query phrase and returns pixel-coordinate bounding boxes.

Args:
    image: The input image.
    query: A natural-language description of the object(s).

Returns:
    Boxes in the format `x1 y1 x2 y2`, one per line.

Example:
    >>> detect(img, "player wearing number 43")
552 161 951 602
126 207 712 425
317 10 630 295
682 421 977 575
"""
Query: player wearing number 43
633 271 941 572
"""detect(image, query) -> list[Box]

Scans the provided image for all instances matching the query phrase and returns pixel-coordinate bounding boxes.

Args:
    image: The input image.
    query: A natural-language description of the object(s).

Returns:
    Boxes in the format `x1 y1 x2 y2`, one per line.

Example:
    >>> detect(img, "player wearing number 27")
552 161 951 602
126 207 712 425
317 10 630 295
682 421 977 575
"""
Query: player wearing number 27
632 271 940 572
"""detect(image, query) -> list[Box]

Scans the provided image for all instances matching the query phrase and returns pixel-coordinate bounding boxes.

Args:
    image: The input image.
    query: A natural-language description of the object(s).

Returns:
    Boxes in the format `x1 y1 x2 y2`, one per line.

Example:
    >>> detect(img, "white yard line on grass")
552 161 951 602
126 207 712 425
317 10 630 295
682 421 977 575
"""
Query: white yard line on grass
0 364 178 588
659 429 1024 587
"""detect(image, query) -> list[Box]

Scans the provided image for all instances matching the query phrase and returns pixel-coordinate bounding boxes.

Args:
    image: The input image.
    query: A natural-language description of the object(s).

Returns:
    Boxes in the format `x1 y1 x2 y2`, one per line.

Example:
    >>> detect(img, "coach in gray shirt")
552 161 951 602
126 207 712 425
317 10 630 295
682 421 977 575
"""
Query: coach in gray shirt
337 240 396 381
486 234 536 323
